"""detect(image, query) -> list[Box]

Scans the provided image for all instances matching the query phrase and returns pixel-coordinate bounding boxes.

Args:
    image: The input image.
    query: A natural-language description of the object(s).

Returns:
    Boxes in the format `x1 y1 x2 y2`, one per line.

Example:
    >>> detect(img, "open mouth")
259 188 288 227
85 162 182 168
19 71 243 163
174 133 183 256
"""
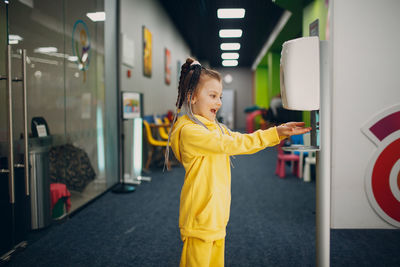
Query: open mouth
211 109 217 115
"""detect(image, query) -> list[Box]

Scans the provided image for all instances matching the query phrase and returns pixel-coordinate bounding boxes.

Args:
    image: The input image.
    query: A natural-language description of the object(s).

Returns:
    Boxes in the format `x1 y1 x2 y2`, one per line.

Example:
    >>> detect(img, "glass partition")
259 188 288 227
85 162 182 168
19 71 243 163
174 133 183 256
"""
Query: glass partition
7 0 112 213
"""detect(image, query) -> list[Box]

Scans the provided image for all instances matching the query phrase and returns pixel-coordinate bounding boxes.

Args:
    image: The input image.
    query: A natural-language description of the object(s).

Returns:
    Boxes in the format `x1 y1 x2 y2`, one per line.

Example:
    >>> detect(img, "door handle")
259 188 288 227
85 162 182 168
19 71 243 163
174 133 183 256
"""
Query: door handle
21 49 29 196
6 45 15 204
4 47 29 202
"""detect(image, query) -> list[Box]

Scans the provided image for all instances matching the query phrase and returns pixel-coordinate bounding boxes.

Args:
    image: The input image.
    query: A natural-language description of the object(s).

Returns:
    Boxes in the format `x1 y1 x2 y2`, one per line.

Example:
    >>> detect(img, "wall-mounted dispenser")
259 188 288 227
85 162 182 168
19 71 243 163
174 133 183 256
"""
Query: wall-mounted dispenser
280 36 321 150
280 36 320 111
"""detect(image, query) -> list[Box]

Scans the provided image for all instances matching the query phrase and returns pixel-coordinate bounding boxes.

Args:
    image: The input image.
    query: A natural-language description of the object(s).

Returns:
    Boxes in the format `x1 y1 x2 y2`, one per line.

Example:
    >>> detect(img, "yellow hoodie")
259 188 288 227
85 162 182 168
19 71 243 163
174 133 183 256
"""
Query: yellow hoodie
170 114 282 242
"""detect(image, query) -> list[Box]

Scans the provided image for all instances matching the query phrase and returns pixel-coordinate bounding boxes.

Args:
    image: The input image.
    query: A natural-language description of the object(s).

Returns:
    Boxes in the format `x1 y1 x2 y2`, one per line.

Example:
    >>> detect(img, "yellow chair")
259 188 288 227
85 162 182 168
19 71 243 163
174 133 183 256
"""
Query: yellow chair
164 117 172 133
143 120 171 171
154 117 170 140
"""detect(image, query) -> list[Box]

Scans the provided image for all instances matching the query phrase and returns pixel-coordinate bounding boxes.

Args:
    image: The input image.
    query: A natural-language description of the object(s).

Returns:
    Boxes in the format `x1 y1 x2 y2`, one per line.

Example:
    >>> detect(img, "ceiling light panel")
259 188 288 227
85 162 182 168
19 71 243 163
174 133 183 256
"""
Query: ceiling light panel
219 29 242 38
221 53 239 60
217 8 245 19
9 34 23 41
220 43 240 50
222 60 238 67
9 34 23 45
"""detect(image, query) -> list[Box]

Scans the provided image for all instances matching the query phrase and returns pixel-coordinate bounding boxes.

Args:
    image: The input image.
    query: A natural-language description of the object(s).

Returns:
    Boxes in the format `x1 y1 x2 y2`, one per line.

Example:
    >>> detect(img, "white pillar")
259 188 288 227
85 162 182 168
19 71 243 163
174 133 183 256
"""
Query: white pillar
316 40 331 267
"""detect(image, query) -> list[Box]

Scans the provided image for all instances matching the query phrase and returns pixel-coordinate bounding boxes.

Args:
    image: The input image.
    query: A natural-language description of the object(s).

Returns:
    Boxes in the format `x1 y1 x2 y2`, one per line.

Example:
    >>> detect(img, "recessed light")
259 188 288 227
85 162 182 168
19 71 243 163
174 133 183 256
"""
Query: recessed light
86 12 106 22
221 53 239 60
224 74 233 84
217 8 245 19
222 60 238 67
219 29 242 38
68 56 78 62
34 47 58 54
220 43 240 50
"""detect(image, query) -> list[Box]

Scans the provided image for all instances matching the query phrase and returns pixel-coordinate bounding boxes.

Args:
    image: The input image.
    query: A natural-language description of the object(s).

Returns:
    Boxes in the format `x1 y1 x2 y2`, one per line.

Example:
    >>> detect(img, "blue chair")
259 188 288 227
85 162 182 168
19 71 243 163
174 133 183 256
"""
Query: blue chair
290 134 309 156
289 134 308 179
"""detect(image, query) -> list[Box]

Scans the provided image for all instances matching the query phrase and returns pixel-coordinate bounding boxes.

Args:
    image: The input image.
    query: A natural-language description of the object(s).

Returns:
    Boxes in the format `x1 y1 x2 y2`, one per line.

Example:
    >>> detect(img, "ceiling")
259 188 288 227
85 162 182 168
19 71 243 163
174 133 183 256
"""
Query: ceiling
158 0 286 68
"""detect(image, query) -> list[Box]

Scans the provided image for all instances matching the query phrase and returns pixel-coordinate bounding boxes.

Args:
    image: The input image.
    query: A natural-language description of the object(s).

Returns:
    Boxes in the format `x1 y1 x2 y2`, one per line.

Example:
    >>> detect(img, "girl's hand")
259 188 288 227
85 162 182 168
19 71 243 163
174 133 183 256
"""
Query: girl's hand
276 122 312 138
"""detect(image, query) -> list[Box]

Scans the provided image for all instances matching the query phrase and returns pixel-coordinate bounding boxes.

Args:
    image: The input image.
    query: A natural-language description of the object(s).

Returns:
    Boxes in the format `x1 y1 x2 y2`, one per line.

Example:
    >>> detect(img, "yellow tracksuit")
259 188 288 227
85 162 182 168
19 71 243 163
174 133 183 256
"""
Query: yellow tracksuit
170 114 282 267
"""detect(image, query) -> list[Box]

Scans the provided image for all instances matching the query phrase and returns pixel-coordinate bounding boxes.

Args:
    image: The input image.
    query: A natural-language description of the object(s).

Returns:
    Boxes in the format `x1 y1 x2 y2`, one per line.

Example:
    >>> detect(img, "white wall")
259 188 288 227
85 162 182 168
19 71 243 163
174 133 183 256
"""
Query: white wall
216 67 253 130
120 0 191 116
330 0 400 228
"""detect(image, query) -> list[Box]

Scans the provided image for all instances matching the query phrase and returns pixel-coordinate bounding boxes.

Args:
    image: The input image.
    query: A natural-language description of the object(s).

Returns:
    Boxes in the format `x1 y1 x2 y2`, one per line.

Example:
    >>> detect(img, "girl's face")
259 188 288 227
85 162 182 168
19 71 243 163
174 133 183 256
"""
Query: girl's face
191 76 222 122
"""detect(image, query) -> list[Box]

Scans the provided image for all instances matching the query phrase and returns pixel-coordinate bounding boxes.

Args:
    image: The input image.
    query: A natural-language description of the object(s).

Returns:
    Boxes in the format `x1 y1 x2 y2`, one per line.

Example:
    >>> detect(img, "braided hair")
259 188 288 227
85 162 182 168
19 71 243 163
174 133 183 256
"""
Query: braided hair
164 57 224 170
176 58 221 111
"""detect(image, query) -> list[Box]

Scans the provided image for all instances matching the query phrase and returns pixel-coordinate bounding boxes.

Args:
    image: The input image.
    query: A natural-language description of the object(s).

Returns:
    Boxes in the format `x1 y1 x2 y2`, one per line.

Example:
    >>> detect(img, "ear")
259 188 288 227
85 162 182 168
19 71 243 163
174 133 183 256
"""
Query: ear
187 92 197 104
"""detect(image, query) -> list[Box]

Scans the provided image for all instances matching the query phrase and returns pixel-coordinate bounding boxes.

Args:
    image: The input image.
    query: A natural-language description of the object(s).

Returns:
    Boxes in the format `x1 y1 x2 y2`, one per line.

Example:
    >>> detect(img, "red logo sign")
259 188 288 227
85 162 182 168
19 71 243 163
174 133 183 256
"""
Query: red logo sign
363 105 400 227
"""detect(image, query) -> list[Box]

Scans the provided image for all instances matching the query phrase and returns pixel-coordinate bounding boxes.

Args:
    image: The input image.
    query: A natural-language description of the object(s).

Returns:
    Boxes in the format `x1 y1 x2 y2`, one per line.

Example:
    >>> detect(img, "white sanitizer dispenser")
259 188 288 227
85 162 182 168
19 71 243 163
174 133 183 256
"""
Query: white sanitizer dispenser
280 36 320 111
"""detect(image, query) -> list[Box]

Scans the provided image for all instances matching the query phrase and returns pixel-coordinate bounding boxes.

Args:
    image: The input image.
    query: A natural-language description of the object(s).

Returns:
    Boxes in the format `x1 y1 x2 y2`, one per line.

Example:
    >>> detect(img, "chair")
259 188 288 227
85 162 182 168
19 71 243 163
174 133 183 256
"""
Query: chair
163 117 171 131
143 120 171 171
246 110 262 133
275 140 300 178
154 117 170 140
50 183 71 219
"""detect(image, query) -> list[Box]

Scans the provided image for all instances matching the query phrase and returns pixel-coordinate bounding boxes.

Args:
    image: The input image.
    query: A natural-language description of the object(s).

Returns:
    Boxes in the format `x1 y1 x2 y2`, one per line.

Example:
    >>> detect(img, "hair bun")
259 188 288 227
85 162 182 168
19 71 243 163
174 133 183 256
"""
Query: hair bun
181 57 195 75
186 57 195 65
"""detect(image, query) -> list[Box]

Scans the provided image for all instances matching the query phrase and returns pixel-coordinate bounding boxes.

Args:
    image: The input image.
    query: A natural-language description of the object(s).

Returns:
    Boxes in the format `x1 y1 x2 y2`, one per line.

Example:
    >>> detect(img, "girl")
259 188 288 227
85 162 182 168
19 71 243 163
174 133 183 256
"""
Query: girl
167 58 311 267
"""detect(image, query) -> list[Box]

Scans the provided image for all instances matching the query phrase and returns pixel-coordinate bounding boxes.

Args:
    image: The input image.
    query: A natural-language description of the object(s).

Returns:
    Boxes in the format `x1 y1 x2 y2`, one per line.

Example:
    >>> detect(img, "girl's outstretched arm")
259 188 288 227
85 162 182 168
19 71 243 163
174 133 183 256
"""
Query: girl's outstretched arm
180 124 282 156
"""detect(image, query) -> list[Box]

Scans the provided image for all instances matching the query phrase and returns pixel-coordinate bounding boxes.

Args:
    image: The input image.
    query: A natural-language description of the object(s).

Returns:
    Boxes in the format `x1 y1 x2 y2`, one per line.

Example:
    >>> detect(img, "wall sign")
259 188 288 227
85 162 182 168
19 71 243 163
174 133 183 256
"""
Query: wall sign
122 92 142 119
309 19 319 37
122 33 135 68
362 104 400 227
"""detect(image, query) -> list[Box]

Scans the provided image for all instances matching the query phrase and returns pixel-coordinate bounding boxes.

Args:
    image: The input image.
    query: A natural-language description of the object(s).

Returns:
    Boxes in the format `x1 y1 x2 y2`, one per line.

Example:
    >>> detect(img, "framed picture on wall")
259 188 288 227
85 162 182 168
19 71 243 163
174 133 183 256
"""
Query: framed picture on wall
165 48 171 85
122 92 142 119
142 26 152 77
121 33 135 68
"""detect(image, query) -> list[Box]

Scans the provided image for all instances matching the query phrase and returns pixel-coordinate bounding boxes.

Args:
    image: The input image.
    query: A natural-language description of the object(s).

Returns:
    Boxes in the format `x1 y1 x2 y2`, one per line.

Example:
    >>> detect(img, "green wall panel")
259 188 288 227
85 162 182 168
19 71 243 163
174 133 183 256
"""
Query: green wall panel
267 52 281 104
255 67 269 108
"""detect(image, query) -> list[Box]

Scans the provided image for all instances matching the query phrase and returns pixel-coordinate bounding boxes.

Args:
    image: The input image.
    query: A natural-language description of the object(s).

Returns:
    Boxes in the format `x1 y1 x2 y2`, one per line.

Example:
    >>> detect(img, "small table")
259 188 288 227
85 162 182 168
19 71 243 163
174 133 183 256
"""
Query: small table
282 145 319 181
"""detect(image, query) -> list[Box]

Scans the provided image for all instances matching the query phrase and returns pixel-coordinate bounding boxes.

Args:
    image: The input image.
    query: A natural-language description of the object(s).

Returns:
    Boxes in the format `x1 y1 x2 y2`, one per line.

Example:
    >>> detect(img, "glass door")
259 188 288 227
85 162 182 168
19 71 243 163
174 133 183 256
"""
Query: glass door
0 0 30 258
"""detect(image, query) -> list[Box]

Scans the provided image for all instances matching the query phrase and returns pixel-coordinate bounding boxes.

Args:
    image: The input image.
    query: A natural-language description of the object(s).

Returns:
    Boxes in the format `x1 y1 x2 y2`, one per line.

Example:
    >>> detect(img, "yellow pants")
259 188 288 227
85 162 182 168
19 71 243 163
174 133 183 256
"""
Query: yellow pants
180 237 225 267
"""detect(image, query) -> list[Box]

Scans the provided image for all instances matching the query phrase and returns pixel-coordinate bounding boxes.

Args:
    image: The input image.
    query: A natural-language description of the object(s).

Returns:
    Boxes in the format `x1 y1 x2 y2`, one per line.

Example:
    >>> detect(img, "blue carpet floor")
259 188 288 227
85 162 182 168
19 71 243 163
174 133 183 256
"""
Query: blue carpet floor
6 148 400 266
